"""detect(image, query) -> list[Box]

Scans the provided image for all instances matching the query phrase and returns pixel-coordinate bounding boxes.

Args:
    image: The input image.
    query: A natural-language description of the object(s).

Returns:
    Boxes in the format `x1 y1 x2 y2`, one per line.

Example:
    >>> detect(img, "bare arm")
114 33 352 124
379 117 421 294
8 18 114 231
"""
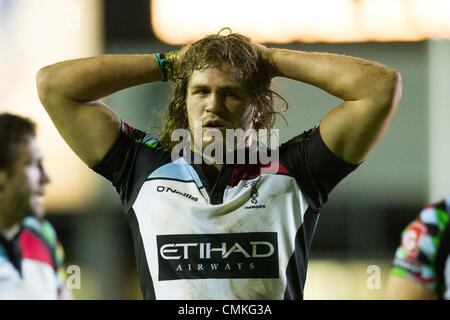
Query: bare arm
36 55 163 167
265 48 402 164
386 276 438 300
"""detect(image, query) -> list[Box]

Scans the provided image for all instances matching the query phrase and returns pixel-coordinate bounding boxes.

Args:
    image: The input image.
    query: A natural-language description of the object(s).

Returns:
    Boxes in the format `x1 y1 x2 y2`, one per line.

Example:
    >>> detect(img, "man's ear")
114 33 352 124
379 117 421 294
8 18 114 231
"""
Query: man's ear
252 106 262 126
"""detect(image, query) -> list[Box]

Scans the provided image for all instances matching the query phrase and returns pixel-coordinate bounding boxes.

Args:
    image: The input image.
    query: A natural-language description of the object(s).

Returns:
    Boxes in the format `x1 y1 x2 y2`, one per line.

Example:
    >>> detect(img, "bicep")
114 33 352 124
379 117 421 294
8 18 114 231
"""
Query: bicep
386 276 438 300
42 94 121 168
319 98 397 164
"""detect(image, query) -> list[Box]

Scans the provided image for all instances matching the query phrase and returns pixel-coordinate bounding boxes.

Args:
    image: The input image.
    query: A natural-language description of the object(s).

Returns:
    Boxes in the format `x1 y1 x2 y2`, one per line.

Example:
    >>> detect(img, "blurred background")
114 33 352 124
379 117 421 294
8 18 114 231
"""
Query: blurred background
1 0 449 299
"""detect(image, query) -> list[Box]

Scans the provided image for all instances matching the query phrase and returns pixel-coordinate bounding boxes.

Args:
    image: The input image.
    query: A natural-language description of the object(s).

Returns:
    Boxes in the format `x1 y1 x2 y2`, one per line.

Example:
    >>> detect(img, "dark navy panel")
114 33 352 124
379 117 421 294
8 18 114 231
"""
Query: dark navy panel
283 208 319 300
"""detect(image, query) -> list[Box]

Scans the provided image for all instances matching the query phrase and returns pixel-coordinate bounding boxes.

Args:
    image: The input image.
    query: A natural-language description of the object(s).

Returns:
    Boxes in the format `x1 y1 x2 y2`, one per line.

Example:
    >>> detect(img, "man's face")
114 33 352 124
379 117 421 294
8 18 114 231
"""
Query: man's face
185 63 255 151
1 135 50 225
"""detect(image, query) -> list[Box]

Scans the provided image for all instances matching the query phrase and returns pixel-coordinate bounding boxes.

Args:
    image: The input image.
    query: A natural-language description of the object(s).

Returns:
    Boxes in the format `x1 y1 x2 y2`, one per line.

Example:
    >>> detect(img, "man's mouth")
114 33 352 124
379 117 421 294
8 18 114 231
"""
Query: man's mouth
203 120 226 129
33 191 45 202
203 126 225 130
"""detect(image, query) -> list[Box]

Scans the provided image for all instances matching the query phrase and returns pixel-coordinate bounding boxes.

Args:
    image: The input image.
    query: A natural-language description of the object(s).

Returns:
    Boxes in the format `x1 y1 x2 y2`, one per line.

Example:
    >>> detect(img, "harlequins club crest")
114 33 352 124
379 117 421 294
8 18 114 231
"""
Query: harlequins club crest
250 180 259 204
245 177 265 209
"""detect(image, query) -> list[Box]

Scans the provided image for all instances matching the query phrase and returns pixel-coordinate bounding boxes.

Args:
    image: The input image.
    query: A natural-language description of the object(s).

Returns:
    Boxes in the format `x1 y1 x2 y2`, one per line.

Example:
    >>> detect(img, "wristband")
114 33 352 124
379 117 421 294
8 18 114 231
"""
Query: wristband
155 53 168 82
155 51 177 82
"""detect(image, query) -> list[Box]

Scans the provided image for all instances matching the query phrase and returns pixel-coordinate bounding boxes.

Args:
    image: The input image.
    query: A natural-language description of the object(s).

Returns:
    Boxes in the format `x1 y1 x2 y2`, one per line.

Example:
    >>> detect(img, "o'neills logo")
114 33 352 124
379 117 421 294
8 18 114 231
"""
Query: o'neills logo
157 232 279 281
156 185 198 202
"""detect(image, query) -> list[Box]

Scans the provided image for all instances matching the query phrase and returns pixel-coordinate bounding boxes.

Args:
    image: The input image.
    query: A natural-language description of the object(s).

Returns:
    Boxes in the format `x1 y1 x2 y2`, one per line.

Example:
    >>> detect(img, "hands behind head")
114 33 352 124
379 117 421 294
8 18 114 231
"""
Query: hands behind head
250 42 277 79
165 45 190 80
170 45 190 69
172 40 276 79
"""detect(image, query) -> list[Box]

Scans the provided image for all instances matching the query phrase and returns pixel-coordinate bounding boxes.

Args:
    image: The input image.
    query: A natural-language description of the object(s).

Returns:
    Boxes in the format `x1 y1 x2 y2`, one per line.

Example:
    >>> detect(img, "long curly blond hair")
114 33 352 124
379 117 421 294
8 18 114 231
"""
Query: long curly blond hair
158 29 288 149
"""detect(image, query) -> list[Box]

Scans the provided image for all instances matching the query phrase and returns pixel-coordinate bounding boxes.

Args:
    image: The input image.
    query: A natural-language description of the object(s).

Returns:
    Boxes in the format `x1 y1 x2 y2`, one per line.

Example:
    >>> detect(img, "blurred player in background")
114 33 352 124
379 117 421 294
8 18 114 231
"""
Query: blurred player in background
387 196 450 299
37 30 401 299
0 113 71 299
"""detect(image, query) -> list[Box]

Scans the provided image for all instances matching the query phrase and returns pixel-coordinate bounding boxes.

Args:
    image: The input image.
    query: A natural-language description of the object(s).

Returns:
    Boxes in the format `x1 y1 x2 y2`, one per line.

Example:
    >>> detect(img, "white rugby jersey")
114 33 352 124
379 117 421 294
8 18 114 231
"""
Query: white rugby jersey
0 217 64 299
93 122 358 300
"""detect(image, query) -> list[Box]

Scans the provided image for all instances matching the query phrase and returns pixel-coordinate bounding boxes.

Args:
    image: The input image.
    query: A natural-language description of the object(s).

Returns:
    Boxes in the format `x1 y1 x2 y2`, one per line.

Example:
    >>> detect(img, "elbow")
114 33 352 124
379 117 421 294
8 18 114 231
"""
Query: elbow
375 69 402 114
36 66 56 106
390 71 403 110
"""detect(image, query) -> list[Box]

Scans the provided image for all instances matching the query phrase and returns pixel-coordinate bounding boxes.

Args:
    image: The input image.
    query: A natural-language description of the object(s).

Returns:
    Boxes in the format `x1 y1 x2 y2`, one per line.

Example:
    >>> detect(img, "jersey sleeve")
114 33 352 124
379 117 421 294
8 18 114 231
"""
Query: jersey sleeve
280 125 359 211
92 121 169 210
390 202 450 294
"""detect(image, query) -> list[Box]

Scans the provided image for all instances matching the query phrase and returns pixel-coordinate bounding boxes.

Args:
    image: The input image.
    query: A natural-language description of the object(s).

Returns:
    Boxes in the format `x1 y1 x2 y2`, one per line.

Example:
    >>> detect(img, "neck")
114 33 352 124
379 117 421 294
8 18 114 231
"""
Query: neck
0 224 21 241
202 162 222 184
189 127 258 164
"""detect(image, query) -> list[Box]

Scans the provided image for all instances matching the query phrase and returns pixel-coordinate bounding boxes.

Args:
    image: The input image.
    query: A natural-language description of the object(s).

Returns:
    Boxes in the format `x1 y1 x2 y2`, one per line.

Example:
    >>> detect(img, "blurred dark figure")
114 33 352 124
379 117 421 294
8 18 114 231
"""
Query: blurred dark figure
0 113 71 299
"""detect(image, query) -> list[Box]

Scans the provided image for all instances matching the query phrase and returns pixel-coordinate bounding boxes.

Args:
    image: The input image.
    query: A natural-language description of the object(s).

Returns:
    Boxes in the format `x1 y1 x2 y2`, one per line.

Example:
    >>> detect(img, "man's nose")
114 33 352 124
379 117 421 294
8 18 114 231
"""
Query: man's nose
205 93 222 112
40 166 51 185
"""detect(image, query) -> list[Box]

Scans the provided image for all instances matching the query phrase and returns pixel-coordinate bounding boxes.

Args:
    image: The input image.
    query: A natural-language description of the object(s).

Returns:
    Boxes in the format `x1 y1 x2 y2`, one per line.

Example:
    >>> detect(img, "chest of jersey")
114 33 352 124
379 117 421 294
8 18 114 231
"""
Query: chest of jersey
0 257 58 299
131 163 311 299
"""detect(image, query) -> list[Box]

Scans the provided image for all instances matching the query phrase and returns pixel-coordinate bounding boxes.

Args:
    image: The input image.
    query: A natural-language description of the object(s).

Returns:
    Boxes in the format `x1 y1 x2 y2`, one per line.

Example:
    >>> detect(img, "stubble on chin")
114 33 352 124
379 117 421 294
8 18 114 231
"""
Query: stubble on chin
30 196 46 220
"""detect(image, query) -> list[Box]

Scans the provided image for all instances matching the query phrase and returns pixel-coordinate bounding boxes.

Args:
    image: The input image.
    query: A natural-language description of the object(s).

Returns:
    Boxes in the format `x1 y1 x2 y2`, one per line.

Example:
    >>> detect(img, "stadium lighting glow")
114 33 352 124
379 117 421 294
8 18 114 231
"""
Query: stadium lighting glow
0 0 103 212
151 0 450 44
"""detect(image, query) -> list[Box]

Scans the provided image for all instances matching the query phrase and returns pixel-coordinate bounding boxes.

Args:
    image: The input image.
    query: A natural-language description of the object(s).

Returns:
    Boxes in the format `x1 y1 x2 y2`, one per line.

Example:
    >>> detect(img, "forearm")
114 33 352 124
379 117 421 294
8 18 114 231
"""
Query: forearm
37 54 160 102
268 48 399 103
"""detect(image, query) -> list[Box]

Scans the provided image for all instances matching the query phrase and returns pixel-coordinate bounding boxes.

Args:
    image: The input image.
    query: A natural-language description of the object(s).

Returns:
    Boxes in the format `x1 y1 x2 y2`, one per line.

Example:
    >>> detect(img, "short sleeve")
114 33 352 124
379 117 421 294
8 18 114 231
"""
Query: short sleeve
92 122 170 210
280 126 359 211
390 202 450 294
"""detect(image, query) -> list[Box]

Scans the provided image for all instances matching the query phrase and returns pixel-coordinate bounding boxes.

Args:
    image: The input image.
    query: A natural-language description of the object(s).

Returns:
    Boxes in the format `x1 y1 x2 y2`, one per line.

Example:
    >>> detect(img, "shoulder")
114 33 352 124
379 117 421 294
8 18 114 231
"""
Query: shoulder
119 122 166 151
22 216 58 248
413 198 450 244
399 198 450 259
280 126 319 148
20 216 65 269
391 197 450 291
92 121 170 180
